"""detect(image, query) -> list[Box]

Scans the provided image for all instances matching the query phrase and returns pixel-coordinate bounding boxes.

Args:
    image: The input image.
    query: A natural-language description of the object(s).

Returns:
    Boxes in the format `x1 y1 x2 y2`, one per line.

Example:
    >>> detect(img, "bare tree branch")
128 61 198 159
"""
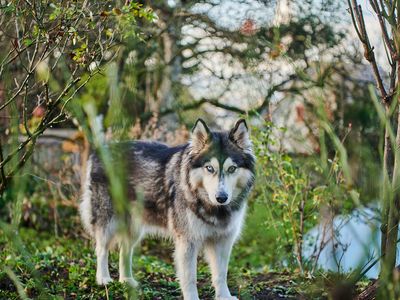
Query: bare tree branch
349 0 390 102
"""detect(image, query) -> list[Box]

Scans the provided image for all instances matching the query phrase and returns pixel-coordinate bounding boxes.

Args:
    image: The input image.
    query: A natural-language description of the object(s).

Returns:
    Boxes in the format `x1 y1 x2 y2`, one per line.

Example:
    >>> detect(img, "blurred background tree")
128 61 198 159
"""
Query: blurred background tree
1 0 374 191
0 1 154 194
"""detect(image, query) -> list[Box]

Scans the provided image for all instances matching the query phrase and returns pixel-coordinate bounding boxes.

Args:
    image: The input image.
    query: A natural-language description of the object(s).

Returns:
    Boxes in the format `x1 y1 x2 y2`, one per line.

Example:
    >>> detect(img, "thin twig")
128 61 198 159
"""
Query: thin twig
0 140 6 190
349 0 389 102
23 84 33 137
370 0 395 57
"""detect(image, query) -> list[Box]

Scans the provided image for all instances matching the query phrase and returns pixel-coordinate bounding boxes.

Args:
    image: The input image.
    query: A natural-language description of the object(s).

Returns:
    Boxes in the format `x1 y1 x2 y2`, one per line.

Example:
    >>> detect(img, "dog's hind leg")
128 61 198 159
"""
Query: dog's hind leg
118 236 140 287
95 226 113 285
204 237 237 300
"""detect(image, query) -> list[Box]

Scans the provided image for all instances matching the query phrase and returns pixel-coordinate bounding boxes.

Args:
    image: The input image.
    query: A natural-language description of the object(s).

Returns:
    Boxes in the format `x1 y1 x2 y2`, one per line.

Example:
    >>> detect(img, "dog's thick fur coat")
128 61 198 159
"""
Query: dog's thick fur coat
80 119 255 300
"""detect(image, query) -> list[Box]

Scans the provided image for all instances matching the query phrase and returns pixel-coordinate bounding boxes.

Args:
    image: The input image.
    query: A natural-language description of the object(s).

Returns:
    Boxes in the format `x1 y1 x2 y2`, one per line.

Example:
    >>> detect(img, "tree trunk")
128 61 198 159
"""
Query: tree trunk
380 6 400 286
380 104 394 264
154 7 181 130
382 104 400 283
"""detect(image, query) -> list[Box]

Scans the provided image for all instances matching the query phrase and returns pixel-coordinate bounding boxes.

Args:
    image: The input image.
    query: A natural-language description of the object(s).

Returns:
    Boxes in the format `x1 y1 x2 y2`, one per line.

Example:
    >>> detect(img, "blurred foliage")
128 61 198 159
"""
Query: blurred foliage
250 120 353 273
0 0 155 193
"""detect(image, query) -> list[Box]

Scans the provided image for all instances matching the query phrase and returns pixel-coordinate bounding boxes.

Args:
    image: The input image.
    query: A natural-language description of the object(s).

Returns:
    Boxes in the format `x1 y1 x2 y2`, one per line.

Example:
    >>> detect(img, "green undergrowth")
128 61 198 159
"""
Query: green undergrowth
0 227 336 300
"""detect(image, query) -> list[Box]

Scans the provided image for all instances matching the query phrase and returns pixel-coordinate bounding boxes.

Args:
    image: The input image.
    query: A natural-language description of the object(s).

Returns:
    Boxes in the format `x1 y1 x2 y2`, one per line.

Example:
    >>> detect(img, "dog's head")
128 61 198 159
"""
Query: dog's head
188 118 255 206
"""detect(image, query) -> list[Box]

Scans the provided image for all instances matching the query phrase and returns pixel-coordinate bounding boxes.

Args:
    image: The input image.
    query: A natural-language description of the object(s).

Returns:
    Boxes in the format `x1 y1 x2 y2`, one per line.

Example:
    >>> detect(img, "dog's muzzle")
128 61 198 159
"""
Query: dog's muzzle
216 191 228 204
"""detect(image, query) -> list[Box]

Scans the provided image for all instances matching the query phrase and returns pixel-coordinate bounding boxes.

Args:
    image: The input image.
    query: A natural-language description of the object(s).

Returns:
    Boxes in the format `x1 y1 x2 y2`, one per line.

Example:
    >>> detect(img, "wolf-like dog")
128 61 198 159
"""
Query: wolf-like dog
80 119 255 300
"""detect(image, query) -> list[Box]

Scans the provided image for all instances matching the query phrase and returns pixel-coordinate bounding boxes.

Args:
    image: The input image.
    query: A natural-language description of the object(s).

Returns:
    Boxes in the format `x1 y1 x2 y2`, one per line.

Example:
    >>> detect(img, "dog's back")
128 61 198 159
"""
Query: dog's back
79 140 187 236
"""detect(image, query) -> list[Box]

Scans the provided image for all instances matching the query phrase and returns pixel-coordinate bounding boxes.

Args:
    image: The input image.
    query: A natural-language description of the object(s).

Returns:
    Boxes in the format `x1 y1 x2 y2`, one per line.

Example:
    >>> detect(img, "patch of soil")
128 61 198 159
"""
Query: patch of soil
0 275 16 293
251 272 305 300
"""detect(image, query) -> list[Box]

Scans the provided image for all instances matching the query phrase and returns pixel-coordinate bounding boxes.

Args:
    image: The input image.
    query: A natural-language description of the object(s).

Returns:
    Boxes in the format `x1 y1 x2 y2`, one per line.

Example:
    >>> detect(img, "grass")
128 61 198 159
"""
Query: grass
0 224 333 300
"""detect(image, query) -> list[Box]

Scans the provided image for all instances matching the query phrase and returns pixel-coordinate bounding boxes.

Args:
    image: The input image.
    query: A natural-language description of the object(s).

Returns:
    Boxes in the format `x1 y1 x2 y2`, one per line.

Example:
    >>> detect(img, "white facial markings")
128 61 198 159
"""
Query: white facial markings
221 157 242 204
202 157 220 205
232 168 253 199
198 157 244 206
189 168 203 188
236 168 253 187
205 157 219 174
222 158 237 173
189 156 252 206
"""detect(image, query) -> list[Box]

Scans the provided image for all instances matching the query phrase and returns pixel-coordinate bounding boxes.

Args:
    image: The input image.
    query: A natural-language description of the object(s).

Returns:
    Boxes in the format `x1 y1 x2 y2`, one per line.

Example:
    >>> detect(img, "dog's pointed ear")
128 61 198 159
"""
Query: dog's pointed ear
229 119 251 149
191 118 211 152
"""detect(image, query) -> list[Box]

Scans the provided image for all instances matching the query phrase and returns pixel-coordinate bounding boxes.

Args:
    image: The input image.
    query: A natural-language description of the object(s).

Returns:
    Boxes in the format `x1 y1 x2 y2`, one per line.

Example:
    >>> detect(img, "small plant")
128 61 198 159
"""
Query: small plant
251 120 351 274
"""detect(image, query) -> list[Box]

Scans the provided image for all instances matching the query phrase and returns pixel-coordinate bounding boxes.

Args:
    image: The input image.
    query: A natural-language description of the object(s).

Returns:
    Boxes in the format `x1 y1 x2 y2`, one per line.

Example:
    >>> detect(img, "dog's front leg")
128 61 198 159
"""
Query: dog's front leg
175 238 200 300
204 237 237 300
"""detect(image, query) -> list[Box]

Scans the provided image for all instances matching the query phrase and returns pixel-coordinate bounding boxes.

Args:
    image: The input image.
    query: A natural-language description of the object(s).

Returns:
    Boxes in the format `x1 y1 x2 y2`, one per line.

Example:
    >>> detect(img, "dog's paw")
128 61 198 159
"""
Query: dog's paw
119 277 139 288
216 296 238 300
96 276 113 285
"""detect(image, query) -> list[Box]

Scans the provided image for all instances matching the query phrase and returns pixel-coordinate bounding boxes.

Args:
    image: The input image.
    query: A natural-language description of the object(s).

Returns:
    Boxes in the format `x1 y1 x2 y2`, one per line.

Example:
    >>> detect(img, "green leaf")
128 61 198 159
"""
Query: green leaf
23 38 33 47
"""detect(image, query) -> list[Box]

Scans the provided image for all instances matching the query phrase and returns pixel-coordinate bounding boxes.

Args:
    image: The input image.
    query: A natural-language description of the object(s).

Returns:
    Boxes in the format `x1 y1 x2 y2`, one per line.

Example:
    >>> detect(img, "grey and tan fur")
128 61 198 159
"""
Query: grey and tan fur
79 119 255 300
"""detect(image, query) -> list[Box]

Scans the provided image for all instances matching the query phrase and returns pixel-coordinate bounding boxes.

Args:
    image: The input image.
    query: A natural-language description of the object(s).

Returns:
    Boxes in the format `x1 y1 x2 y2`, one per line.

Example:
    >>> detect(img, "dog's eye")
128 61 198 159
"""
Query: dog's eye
205 165 214 173
227 166 237 174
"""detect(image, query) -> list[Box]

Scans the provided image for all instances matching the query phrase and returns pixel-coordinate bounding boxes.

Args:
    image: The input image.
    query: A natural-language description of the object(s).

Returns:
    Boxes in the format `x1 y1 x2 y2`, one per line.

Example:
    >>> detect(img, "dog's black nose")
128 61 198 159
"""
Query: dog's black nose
216 192 228 204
